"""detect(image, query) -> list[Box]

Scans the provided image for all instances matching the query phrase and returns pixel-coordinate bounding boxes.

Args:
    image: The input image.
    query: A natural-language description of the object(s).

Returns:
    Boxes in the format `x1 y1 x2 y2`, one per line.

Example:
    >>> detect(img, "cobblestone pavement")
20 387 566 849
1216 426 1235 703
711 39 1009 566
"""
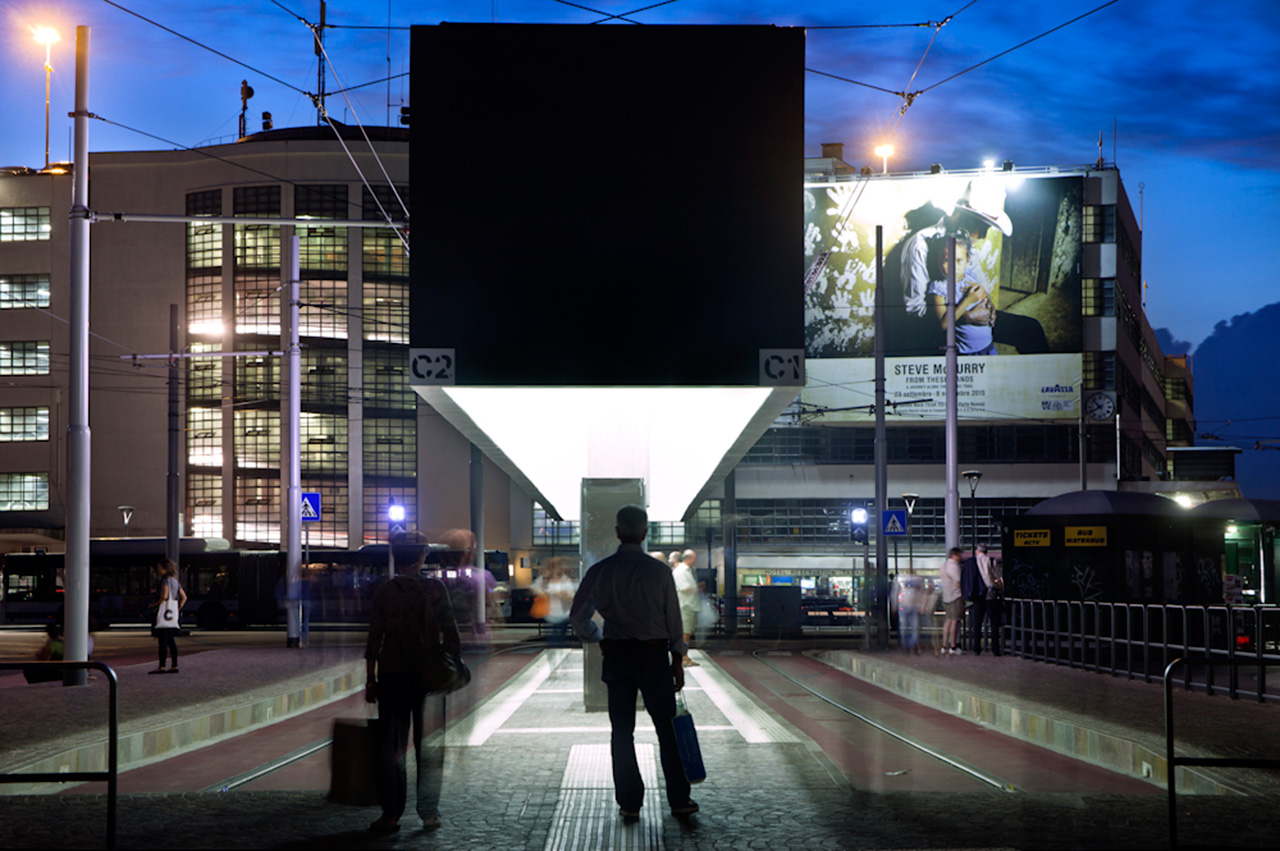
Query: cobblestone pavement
4 786 1280 849
5 635 1280 849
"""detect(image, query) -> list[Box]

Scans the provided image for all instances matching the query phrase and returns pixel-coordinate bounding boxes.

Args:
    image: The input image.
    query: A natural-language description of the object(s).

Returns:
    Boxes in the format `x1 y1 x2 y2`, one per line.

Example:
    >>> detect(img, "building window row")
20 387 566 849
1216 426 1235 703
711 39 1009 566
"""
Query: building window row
1080 278 1115 317
0 407 49 441
0 207 51 242
0 274 51 309
742 424 1094 466
0 472 49 511
1082 205 1116 244
733 496 1040 549
0 341 50 375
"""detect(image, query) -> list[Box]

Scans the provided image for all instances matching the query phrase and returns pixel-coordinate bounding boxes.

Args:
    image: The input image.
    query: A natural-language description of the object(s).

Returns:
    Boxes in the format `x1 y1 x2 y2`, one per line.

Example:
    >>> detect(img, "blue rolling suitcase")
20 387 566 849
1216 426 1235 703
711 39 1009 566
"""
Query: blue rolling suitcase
672 692 706 784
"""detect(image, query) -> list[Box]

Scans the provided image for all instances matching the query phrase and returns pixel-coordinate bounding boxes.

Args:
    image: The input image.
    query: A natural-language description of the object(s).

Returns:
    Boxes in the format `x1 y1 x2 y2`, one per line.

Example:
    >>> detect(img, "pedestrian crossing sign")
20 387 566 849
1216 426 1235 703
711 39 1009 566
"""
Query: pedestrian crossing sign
882 509 907 536
300 492 321 522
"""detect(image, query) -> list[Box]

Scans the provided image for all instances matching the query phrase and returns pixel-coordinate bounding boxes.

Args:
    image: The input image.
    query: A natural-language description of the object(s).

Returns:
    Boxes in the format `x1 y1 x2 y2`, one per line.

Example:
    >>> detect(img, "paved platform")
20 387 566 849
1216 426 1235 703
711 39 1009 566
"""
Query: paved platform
2 634 1279 849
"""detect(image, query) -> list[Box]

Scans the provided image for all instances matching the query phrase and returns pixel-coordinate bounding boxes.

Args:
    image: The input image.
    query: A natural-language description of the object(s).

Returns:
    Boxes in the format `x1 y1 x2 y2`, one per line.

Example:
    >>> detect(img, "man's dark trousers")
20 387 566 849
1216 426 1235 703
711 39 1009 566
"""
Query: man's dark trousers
600 640 690 812
970 596 1004 656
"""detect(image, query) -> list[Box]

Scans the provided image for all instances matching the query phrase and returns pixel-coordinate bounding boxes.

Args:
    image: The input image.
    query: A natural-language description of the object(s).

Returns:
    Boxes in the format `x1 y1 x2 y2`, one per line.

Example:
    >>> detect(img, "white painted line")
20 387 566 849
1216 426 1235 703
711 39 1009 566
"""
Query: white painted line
495 726 736 735
685 650 797 744
445 648 570 746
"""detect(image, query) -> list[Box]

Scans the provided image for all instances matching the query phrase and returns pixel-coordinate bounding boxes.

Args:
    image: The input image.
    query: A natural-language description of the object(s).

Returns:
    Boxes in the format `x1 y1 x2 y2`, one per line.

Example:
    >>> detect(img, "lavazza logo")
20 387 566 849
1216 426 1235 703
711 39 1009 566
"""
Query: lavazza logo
1040 383 1076 412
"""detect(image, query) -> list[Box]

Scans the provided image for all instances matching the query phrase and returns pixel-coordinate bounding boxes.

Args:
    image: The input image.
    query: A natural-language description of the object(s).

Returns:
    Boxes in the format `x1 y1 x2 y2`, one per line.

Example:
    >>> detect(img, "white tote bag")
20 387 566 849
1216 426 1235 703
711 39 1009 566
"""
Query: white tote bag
155 597 181 629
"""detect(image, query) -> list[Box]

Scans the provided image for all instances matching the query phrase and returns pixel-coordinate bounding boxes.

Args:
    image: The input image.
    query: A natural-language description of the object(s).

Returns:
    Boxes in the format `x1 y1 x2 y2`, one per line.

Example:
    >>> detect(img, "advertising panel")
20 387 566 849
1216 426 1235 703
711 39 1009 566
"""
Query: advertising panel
802 172 1085 422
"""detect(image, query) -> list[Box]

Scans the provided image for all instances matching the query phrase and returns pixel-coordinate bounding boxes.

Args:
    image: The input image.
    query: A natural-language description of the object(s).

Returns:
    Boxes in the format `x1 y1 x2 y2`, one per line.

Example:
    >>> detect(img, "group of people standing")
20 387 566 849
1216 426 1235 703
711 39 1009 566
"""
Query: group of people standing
898 544 1005 657
938 544 1005 656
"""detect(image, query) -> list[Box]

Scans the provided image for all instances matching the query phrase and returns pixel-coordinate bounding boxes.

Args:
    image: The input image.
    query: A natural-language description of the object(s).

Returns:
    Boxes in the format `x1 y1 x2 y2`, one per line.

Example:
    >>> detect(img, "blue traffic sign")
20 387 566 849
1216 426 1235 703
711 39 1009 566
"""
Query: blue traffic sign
882 509 907 536
300 492 321 522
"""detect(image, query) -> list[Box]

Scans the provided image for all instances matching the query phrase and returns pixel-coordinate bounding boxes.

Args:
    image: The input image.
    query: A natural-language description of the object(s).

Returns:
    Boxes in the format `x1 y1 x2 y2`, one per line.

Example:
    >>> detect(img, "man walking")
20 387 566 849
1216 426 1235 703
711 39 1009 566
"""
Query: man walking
570 505 699 822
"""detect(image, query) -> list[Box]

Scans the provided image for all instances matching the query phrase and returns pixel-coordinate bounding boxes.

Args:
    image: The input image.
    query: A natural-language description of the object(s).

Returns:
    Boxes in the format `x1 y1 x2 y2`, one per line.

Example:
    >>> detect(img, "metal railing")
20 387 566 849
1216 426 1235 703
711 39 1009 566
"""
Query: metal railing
0 661 119 850
1164 657 1280 849
1005 599 1280 703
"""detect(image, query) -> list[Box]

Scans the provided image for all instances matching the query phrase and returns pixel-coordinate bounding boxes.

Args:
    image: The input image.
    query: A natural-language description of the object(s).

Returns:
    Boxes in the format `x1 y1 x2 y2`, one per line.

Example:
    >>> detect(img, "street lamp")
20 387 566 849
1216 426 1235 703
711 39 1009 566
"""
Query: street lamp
961 471 982 553
901 493 919 572
874 143 894 174
387 499 406 577
32 26 60 170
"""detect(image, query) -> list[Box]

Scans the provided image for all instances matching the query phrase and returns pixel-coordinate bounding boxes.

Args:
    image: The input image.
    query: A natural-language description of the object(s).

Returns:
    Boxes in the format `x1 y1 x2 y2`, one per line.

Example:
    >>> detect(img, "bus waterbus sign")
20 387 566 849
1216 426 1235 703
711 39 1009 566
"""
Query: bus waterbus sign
301 492 321 522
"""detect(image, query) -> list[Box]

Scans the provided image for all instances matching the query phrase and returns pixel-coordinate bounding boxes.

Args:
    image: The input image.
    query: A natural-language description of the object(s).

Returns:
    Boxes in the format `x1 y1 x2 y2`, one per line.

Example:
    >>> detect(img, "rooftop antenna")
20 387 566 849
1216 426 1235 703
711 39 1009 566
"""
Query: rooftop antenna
1095 131 1104 169
239 80 254 139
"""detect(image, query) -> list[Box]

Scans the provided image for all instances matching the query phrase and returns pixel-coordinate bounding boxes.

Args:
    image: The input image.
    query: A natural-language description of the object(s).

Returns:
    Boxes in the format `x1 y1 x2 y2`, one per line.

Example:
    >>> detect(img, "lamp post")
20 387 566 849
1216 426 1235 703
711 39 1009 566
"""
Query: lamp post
33 27 60 169
387 499 406 578
874 143 894 175
902 493 918 572
961 471 982 553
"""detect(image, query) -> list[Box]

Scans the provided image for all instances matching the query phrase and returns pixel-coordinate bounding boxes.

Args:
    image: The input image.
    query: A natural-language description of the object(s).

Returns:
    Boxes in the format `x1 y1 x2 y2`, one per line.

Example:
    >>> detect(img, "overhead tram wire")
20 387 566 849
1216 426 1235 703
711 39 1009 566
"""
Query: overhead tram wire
102 0 306 96
915 0 1122 96
310 39 411 244
102 1 407 221
552 0 681 25
264 0 411 238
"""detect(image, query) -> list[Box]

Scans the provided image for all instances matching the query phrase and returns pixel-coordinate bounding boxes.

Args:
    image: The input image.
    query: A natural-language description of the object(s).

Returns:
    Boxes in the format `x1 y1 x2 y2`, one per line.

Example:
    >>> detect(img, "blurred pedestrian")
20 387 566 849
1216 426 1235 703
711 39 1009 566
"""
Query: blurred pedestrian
898 566 924 654
365 537 462 834
535 557 577 646
570 505 698 822
672 550 700 667
149 559 186 674
939 548 963 657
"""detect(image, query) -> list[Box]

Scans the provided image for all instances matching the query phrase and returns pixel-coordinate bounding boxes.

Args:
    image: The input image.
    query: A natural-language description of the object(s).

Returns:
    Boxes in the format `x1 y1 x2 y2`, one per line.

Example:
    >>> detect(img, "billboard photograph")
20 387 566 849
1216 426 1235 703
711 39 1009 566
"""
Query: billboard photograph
802 172 1086 422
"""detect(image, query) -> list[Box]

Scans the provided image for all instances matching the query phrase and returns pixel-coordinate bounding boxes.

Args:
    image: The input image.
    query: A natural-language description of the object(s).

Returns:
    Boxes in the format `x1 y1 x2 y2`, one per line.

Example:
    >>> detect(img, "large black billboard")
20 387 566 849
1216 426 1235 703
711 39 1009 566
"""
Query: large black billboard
411 25 804 387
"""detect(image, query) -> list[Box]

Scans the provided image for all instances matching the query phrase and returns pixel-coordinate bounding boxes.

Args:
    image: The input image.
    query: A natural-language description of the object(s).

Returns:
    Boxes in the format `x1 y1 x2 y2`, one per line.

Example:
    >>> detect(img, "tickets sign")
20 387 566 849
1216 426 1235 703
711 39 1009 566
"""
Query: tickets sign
1013 529 1051 547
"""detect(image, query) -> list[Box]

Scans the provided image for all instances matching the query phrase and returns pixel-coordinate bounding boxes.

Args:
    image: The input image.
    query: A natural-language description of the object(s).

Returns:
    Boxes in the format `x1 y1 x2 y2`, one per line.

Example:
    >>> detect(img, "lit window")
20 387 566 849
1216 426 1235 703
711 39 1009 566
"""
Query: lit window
0 472 49 511
0 275 51 309
0 341 50 375
0 207 51 242
0 407 49 441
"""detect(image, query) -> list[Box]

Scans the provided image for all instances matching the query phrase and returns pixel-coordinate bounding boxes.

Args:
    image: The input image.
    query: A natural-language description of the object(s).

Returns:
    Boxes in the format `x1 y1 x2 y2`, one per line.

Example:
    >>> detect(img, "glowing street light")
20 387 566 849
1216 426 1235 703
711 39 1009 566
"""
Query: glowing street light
874 143 894 174
387 499 406 577
33 26 60 169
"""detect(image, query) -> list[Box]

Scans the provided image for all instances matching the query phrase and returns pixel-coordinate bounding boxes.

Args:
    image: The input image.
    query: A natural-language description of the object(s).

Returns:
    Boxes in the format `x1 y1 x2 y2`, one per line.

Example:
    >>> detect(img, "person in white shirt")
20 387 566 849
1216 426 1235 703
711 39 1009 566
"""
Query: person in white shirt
570 505 698 821
940 548 964 656
671 550 700 667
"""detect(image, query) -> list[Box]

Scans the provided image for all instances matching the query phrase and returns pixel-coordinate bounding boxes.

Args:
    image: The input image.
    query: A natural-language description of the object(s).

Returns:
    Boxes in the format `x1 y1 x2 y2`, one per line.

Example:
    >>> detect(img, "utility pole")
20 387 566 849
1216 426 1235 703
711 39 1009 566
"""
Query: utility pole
167 305 180 567
314 1 327 126
944 237 959 551
64 25 91 686
873 225 889 649
284 237 302 647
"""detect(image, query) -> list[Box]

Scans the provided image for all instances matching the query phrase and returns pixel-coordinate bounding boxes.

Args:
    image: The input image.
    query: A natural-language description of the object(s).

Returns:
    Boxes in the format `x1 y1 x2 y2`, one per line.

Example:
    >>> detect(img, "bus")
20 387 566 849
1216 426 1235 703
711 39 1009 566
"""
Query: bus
1 538 511 631
1 538 282 629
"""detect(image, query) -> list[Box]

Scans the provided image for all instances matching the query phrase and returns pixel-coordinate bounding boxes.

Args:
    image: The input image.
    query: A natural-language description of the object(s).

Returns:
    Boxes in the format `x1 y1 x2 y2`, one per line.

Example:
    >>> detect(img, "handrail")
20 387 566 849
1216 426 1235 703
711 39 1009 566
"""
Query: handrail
1006 600 1280 703
0 661 118 850
1164 657 1280 849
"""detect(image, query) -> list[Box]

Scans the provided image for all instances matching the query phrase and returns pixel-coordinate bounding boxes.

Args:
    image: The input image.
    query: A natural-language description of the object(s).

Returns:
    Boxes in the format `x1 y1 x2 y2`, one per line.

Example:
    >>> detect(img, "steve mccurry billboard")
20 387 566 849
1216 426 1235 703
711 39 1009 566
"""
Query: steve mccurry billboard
802 171 1086 422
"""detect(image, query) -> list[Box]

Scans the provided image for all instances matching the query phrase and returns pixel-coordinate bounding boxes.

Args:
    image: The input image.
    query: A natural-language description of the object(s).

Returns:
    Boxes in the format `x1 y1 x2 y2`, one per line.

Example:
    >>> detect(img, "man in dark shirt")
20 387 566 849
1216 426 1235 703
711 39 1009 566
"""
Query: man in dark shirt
570 504 698 821
365 537 461 834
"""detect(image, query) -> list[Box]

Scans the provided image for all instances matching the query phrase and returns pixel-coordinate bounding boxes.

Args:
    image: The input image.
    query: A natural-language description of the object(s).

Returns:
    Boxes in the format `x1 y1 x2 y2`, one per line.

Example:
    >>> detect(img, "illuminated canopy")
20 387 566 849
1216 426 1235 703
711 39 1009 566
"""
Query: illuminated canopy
416 385 797 522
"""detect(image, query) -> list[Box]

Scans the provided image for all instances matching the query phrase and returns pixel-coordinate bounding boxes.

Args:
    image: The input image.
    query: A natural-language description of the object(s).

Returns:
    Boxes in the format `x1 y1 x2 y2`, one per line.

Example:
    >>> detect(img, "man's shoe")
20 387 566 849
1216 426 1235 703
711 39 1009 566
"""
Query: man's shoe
619 808 641 823
670 800 699 816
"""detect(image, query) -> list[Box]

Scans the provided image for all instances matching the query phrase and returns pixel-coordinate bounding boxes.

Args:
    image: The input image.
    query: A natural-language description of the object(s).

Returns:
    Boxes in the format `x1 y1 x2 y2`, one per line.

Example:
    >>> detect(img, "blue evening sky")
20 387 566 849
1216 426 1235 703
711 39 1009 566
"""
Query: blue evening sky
1 0 1277 350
